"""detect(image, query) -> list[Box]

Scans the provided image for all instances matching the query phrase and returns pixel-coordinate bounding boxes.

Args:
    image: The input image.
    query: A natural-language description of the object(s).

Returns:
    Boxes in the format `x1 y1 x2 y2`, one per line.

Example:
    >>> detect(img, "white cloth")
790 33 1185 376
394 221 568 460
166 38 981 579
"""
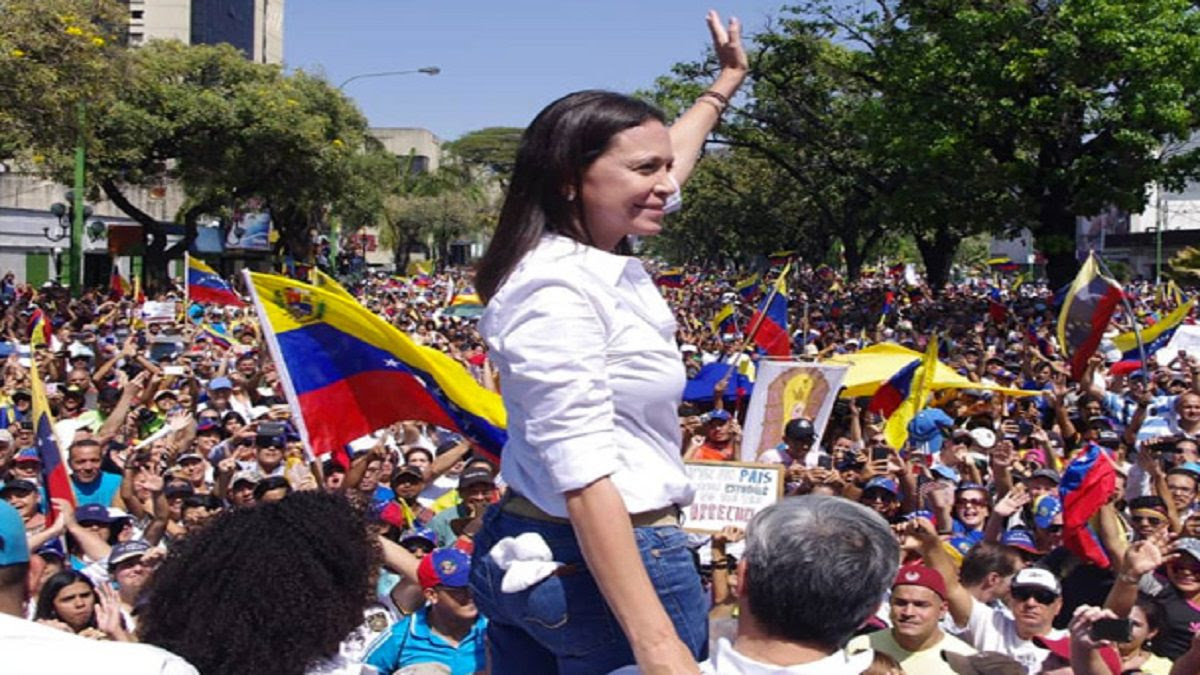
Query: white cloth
700 638 873 674
487 532 563 593
0 612 198 674
956 598 1064 673
481 234 694 518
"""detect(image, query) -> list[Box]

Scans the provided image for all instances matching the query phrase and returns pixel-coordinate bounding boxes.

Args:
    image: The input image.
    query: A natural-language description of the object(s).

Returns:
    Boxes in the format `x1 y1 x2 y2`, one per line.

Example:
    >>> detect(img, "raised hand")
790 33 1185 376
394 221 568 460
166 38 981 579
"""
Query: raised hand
706 10 748 74
1122 540 1166 578
993 483 1030 518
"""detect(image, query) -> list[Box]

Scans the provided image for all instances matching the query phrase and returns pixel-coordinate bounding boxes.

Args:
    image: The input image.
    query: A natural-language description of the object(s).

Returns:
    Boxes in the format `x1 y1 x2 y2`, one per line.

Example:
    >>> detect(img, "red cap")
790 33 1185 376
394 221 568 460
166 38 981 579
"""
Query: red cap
1033 634 1121 675
893 563 947 600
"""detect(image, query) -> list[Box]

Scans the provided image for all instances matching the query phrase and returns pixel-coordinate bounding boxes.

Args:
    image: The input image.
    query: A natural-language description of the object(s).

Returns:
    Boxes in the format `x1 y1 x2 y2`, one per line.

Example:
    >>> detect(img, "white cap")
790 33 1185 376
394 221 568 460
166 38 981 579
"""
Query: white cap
1012 567 1060 595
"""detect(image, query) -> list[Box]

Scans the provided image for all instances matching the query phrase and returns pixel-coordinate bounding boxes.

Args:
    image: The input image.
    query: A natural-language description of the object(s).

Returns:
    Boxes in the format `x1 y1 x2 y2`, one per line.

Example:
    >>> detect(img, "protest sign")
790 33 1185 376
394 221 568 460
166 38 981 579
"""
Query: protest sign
141 301 176 324
1163 325 1200 361
739 361 848 462
682 461 783 534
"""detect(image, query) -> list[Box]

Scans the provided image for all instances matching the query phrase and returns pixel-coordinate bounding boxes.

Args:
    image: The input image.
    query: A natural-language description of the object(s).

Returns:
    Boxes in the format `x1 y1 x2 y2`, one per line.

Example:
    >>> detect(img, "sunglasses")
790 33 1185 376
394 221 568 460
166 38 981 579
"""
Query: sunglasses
1043 524 1063 534
1132 515 1166 526
956 498 988 508
1011 587 1058 605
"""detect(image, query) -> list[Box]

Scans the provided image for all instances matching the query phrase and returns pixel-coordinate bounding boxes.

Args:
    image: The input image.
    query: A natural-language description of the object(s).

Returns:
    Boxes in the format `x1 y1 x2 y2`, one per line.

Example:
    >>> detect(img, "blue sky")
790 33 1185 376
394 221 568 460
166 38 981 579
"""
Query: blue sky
283 1 791 142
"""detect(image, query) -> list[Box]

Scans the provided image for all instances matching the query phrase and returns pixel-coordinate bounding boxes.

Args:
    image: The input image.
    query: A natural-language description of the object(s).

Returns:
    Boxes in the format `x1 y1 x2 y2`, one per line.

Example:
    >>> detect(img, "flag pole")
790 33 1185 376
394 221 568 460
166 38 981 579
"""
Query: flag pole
1095 252 1149 375
184 251 190 309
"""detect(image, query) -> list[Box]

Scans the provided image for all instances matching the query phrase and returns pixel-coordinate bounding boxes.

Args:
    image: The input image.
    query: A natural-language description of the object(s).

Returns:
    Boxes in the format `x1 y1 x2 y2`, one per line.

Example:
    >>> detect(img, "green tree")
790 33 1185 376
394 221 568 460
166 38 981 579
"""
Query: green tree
443 126 523 187
870 0 1200 288
0 0 125 160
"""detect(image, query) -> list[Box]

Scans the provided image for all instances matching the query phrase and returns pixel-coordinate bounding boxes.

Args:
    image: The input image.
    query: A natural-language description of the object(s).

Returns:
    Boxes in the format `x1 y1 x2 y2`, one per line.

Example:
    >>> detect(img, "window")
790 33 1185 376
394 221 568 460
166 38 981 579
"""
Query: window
131 10 144 19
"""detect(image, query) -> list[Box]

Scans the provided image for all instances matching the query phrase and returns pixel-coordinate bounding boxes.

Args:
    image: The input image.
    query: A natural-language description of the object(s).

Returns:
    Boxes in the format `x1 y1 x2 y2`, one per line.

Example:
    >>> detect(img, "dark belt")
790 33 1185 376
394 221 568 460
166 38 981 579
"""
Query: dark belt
500 493 681 528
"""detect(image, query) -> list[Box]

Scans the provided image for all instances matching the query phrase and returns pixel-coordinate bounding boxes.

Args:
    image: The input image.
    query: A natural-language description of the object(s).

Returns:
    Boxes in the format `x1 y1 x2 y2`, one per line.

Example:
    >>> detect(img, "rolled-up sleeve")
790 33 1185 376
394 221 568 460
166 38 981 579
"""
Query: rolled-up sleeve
490 279 620 493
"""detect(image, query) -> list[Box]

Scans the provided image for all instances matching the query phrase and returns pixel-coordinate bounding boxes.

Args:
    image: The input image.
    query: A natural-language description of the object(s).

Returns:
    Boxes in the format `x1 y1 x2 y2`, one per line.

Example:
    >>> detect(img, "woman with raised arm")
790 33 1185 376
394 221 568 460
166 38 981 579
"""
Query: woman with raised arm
469 10 747 674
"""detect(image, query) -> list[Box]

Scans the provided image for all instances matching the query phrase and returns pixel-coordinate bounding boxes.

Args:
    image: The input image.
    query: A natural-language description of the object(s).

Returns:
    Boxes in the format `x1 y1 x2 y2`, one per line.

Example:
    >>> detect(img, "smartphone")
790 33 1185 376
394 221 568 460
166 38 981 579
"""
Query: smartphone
817 455 833 470
45 383 59 396
871 447 889 462
1089 618 1132 643
163 365 187 376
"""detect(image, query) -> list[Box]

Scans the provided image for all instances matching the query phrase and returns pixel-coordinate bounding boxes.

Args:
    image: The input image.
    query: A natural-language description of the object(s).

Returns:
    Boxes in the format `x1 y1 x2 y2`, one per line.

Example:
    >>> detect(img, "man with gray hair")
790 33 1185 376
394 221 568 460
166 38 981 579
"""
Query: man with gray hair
702 495 899 673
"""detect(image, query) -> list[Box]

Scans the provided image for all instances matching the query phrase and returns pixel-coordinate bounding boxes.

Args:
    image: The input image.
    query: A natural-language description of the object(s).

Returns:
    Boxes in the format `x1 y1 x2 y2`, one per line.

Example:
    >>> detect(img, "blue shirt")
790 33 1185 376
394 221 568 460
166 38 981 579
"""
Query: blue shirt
364 605 487 675
72 471 122 507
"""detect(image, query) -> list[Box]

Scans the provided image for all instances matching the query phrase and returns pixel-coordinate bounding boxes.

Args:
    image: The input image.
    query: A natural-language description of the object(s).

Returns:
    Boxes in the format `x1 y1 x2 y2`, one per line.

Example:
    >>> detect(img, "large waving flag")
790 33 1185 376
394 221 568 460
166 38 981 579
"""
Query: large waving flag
711 304 737 335
30 358 74 525
748 264 790 357
867 358 920 418
244 272 507 463
187 254 244 306
1109 297 1196 375
28 307 51 348
1059 443 1117 569
1057 253 1123 380
883 335 938 451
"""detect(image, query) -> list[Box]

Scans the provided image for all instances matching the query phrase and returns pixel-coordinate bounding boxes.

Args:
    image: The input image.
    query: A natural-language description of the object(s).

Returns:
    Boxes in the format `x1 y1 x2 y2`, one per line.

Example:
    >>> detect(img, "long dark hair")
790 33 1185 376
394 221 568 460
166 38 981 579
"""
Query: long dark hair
34 570 97 629
475 90 665 303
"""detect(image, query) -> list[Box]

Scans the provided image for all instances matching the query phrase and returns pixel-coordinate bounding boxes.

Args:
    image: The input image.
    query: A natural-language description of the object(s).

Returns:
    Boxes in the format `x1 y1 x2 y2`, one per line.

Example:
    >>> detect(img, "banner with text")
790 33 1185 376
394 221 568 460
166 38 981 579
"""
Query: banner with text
682 461 783 534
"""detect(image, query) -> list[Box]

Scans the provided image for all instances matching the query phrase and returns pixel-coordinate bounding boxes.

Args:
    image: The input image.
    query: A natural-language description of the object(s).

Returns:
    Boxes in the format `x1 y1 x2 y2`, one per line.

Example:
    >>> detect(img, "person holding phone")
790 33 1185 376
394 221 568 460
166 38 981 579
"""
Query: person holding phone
469 11 747 673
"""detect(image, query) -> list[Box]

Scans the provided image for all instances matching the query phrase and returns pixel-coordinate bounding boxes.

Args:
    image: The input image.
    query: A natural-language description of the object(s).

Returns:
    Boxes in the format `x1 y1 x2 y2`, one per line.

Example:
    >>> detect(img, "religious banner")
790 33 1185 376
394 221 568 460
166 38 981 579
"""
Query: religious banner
739 361 848 462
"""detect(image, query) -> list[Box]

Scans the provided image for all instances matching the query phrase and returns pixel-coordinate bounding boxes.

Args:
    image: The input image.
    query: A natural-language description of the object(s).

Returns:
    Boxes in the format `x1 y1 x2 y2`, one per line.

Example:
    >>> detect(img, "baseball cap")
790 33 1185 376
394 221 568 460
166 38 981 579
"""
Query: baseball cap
176 452 203 464
417 548 471 590
1001 529 1040 554
14 448 39 464
97 388 121 405
458 464 495 489
1087 416 1115 430
35 539 65 561
163 482 195 499
74 503 112 524
0 430 13 445
707 409 731 423
1033 495 1062 529
941 651 1024 675
784 418 815 442
968 427 997 449
0 501 30 566
11 389 31 402
209 376 233 391
893 563 947 600
1174 537 1200 562
0 478 37 496
1169 462 1200 479
863 476 900 497
196 419 221 434
62 385 85 399
391 464 424 485
230 470 260 487
931 465 960 484
955 482 987 496
399 526 438 548
1033 634 1120 675
1011 567 1061 595
108 540 152 570
1027 468 1061 485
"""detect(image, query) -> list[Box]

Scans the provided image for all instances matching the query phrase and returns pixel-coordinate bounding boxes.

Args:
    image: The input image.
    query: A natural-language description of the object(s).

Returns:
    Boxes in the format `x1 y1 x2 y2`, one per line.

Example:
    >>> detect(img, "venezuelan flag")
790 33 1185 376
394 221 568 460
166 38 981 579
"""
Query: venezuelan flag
988 257 1020 273
1109 297 1195 375
28 307 51 348
30 357 74 524
867 358 920 418
767 250 796 266
1059 442 1117 569
987 287 1008 323
877 291 895 327
749 264 790 357
883 335 938 450
656 268 685 288
199 323 232 349
187 255 244 306
1057 253 1124 380
735 274 761 301
310 268 356 302
711 304 737 335
109 267 131 301
244 272 507 462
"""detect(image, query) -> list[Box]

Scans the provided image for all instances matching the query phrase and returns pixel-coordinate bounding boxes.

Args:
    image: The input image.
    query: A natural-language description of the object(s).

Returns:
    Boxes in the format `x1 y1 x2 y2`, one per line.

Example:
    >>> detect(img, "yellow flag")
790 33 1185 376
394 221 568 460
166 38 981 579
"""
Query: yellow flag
884 335 939 450
310 268 356 302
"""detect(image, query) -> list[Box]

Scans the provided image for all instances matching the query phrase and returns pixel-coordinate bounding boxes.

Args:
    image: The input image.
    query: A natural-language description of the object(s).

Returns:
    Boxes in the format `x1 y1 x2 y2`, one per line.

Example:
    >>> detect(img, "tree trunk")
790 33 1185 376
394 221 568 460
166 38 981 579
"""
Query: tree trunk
840 234 865 281
915 223 958 294
101 179 169 292
1036 191 1080 291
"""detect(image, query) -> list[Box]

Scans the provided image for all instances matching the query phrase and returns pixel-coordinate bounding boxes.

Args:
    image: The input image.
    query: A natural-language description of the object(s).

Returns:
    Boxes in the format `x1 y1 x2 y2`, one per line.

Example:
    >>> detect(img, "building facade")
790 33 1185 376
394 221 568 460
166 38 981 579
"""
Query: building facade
125 0 284 64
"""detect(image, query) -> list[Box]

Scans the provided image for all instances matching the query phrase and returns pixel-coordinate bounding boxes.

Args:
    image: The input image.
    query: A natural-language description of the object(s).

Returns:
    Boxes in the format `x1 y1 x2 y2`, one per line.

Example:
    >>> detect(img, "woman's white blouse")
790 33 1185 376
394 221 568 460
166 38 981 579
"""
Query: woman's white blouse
480 234 695 518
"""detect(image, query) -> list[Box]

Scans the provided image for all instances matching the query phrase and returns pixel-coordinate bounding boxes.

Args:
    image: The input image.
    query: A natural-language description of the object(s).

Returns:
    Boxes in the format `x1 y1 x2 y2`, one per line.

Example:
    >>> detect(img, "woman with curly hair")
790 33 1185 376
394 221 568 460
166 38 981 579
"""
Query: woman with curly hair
138 491 379 675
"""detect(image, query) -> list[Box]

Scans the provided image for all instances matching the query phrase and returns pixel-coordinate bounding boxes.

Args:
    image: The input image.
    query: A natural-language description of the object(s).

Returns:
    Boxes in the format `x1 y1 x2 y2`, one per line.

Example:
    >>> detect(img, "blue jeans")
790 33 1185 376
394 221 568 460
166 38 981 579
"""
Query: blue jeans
469 504 708 674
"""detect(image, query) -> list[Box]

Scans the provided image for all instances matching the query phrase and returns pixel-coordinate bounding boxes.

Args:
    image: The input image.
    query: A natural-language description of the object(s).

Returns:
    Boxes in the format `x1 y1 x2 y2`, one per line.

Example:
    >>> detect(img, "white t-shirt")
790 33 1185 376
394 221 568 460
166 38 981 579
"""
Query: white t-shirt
957 598 1064 673
0 612 198 674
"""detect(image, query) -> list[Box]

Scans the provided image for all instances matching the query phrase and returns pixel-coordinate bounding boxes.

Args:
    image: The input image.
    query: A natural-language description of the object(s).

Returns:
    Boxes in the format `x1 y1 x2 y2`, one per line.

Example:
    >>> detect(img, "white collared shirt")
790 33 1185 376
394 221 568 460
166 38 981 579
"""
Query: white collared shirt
701 638 874 674
481 234 694 517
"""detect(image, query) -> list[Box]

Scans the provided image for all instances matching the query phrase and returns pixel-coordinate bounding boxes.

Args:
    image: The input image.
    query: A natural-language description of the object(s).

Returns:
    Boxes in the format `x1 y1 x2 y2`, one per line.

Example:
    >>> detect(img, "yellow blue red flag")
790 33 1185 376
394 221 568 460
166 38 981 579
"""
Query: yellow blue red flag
884 335 938 451
309 268 356 302
244 272 507 462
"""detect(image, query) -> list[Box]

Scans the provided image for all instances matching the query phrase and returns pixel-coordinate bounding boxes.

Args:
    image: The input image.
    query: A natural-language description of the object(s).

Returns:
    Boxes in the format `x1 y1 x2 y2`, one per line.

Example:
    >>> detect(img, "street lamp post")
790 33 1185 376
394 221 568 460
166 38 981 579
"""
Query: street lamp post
337 66 440 90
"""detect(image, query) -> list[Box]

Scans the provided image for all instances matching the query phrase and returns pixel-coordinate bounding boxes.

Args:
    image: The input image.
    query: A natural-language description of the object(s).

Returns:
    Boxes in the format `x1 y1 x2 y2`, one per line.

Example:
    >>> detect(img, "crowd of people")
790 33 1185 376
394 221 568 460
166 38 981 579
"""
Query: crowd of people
0 251 1195 674
1 10 1200 674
